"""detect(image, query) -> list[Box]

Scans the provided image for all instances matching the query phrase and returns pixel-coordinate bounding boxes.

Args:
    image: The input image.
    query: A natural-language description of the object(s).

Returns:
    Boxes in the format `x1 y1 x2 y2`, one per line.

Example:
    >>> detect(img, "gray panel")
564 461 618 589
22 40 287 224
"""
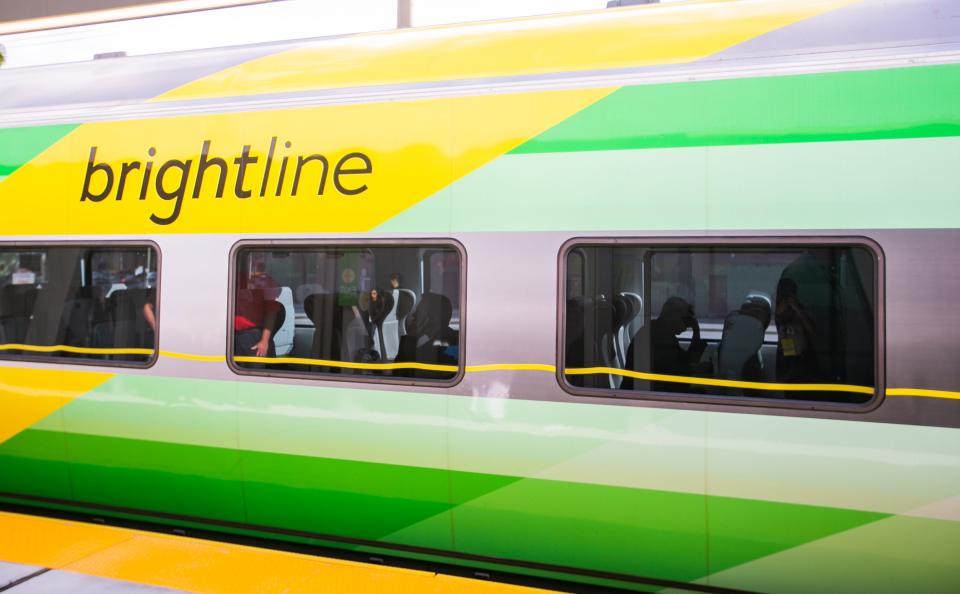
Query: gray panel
7 570 186 593
710 0 960 60
0 41 287 110
0 562 44 589
0 1 255 23
3 0 958 119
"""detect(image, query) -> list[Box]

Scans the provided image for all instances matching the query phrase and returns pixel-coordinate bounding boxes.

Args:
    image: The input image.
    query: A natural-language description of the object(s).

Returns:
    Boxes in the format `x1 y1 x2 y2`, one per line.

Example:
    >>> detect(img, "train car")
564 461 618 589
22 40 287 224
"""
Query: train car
1 0 958 591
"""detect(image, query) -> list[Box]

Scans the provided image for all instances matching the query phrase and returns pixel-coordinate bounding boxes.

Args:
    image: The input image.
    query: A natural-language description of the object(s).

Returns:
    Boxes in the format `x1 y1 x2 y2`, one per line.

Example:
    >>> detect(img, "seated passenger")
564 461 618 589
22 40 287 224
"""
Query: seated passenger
624 296 708 393
235 265 282 361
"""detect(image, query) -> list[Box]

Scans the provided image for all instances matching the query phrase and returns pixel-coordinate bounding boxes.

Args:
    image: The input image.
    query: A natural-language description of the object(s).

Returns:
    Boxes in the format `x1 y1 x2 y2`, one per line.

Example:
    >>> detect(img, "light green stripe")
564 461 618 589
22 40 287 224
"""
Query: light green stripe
512 64 960 154
44 374 960 518
379 136 960 232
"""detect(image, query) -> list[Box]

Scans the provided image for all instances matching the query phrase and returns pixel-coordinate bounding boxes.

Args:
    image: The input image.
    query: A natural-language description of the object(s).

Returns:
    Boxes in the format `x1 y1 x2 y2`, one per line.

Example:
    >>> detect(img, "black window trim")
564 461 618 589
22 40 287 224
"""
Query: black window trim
0 239 161 370
227 238 467 388
556 235 885 413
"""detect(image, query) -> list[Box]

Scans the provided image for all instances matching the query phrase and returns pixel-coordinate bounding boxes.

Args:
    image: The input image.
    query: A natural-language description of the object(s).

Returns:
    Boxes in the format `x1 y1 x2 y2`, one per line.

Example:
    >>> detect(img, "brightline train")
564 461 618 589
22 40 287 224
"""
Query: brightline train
1 0 958 591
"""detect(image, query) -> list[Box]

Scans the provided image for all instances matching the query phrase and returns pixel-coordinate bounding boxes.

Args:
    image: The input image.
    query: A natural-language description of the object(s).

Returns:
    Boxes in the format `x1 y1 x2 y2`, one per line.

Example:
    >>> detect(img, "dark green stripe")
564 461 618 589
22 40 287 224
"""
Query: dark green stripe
0 429 889 585
0 124 78 176
512 64 960 154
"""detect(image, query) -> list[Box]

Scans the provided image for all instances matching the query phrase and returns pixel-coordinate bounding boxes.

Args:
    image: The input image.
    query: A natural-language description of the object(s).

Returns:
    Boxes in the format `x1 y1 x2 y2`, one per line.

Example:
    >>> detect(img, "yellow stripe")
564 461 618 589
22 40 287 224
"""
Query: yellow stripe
159 0 858 102
887 388 960 401
234 356 458 373
0 367 114 446
0 511 553 594
1 348 956 401
0 344 154 356
564 366 876 395
159 351 226 362
466 363 556 373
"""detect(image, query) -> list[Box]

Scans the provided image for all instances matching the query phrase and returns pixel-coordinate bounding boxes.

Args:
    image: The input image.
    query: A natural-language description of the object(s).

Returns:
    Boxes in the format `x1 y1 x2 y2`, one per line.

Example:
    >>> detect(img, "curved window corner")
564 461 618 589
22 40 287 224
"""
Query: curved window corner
0 243 159 367
560 240 880 409
229 241 463 386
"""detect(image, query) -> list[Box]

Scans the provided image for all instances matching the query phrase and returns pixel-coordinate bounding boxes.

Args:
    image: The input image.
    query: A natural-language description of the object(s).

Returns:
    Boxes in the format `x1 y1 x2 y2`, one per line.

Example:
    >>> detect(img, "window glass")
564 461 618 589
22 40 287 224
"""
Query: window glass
232 245 461 382
563 245 876 404
0 245 158 365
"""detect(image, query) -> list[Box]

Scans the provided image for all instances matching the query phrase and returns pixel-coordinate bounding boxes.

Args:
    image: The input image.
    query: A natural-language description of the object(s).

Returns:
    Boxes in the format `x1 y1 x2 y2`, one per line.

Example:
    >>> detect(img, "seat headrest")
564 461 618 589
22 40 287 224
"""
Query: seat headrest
409 293 452 340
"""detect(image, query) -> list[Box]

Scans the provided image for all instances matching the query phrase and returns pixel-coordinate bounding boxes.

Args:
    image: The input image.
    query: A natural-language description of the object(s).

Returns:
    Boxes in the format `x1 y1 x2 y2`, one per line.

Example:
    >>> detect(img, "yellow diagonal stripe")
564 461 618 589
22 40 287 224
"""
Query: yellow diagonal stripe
158 0 858 102
0 367 113 445
0 87 611 236
0 511 555 594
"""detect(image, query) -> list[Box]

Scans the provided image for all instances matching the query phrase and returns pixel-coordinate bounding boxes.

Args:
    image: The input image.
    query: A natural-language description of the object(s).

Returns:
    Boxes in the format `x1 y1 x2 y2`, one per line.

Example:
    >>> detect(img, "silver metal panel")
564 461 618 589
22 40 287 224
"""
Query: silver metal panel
2 46 958 129
0 41 288 111
0 562 44 589
711 0 960 60
5 569 186 593
2 0 959 127
5 228 954 427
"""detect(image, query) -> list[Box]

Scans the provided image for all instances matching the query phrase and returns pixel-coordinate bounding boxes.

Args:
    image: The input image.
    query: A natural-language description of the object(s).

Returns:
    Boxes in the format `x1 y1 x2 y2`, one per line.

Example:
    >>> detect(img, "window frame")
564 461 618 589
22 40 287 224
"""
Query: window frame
226 238 467 388
556 235 885 413
0 239 161 370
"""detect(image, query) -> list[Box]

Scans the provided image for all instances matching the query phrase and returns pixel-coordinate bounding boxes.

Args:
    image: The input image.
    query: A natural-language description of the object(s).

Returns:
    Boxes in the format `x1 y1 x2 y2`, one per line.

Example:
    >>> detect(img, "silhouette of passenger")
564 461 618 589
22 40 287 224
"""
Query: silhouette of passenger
775 277 817 385
364 287 393 359
625 296 708 393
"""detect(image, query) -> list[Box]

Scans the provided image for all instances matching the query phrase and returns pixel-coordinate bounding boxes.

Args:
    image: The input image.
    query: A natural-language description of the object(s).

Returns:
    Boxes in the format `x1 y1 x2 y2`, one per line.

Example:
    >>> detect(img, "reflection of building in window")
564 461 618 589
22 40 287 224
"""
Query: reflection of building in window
233 245 461 382
0 246 158 364
564 244 876 405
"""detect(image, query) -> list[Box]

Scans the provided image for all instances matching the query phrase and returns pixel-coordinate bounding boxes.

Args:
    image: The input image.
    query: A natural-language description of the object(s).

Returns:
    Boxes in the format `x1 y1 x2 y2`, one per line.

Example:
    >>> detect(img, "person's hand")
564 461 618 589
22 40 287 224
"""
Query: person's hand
686 315 701 338
251 337 270 357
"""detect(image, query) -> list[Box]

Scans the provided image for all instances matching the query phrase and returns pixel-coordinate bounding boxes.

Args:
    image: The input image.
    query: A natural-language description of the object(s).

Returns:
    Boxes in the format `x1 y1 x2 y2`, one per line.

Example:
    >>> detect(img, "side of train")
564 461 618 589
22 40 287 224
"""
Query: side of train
1 1 958 591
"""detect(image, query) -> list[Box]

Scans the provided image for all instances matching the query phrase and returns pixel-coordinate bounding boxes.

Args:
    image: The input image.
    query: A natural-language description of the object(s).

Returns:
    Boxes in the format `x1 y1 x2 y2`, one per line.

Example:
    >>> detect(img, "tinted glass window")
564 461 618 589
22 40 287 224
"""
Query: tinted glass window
0 245 158 365
232 245 461 382
563 245 876 404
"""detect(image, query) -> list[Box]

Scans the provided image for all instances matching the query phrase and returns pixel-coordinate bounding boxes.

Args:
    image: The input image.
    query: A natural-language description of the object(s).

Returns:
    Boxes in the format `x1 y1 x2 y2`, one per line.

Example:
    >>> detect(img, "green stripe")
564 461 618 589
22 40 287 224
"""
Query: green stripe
0 428 890 585
0 124 79 176
381 136 960 233
512 64 960 154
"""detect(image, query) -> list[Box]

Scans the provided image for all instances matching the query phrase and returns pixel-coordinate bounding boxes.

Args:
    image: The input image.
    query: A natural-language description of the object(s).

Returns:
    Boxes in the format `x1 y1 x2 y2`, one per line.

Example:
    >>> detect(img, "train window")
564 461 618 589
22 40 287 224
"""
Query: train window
0 244 158 366
230 242 463 384
561 242 878 406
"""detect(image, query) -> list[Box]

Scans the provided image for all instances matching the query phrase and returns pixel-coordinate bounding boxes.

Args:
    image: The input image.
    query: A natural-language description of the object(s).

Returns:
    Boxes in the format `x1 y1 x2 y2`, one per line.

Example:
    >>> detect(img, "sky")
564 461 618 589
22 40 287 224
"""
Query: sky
0 0 644 69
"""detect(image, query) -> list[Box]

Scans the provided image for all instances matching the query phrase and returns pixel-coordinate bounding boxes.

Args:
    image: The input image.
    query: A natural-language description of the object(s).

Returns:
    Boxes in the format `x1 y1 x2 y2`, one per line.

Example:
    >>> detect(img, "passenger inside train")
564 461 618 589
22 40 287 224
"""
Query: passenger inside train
564 245 875 404
0 246 158 363
232 245 461 381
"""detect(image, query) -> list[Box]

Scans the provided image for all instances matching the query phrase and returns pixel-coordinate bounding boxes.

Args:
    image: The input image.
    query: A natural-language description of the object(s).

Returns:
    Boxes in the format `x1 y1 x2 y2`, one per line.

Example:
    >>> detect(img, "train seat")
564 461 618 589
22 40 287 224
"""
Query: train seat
380 290 402 360
272 287 295 357
303 293 344 372
0 284 39 345
395 289 416 336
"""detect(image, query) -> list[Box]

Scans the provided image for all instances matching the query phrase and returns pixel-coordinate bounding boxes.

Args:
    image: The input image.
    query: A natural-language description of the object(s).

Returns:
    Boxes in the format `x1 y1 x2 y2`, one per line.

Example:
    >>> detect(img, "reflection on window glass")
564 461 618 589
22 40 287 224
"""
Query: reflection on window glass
564 245 876 404
233 245 461 382
0 246 158 364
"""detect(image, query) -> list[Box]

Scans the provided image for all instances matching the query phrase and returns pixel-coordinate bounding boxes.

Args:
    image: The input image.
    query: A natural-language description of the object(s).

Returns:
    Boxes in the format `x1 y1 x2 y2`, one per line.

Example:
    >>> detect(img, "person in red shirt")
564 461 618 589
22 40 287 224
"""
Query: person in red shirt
235 261 281 360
